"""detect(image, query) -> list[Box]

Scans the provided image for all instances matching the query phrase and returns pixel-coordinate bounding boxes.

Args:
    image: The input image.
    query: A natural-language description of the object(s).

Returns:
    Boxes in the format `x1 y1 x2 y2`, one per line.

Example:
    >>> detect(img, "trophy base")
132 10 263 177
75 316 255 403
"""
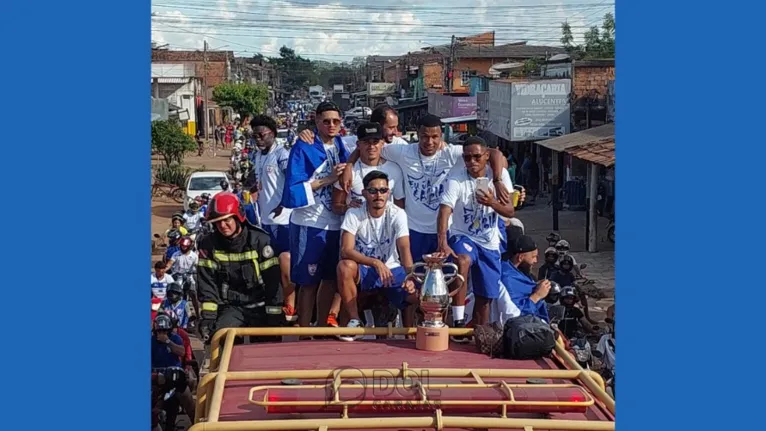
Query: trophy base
416 325 450 352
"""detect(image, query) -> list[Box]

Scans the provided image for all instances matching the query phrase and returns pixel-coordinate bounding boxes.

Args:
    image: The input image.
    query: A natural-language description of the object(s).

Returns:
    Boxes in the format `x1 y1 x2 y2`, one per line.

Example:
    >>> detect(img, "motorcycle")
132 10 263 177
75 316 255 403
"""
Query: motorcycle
570 331 593 369
606 215 615 244
151 367 187 431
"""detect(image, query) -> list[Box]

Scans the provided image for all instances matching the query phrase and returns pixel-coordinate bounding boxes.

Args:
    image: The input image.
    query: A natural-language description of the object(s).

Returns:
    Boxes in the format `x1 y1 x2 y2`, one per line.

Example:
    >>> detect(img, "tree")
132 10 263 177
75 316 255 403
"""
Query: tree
560 13 615 60
212 82 269 117
151 120 197 167
267 45 318 92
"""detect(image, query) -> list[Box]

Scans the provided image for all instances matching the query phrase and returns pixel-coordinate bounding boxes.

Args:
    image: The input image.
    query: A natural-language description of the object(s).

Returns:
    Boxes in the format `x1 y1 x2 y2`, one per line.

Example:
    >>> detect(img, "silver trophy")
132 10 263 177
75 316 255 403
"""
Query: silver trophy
406 254 465 328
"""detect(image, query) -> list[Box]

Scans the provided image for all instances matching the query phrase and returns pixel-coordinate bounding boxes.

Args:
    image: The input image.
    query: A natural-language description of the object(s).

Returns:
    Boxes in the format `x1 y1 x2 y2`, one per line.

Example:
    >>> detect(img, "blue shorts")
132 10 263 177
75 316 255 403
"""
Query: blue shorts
263 224 290 255
409 229 439 264
289 223 340 285
498 218 507 254
359 265 410 310
449 235 502 300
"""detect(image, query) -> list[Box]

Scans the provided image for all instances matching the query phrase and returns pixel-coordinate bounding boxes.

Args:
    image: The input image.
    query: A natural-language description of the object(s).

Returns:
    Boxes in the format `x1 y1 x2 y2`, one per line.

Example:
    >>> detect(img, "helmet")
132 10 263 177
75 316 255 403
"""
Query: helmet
220 179 229 190
544 247 558 260
167 229 182 243
199 193 211 203
545 280 562 304
546 232 561 245
205 192 245 223
167 282 184 295
189 201 200 211
178 237 193 251
160 309 180 327
561 286 578 301
171 213 185 224
234 143 243 152
154 313 174 331
555 240 571 253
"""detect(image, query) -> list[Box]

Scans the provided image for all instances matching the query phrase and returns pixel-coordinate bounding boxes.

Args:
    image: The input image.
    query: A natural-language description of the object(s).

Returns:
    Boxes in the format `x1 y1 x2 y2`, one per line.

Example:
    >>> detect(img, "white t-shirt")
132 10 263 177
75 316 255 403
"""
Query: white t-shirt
290 143 344 230
333 159 405 206
151 273 175 299
183 211 202 231
342 135 408 153
254 143 292 226
381 143 464 234
340 203 409 269
440 167 513 251
170 250 199 274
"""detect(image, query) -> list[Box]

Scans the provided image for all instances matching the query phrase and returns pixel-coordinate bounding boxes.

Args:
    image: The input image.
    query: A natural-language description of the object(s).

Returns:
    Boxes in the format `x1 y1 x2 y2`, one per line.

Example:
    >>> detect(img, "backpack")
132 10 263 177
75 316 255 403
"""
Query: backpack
503 315 556 360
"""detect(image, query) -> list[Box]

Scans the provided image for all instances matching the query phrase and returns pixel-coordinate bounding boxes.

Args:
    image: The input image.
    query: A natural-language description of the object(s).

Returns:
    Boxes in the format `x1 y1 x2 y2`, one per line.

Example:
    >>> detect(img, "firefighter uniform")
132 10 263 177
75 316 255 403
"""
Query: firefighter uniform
196 224 283 337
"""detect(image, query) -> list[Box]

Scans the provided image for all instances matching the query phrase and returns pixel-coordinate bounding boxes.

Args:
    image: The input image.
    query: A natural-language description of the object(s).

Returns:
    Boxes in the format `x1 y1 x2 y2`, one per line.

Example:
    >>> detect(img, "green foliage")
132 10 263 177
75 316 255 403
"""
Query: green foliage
151 120 197 167
212 82 269 117
154 164 208 188
560 13 615 60
268 46 318 93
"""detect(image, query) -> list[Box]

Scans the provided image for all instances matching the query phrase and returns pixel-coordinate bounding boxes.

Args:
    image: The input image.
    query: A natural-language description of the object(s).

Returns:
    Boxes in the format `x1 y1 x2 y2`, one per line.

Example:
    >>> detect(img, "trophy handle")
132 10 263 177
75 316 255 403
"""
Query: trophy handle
441 263 465 294
408 263 427 284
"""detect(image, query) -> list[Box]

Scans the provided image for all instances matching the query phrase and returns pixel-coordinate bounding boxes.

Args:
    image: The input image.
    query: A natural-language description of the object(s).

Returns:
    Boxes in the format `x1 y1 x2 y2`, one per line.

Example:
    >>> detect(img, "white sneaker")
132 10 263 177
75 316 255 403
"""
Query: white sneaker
339 319 363 342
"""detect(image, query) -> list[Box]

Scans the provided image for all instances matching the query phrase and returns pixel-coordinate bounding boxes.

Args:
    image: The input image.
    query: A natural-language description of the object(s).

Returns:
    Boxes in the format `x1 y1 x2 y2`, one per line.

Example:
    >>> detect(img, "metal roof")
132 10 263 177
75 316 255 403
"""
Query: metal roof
436 43 566 59
535 123 615 167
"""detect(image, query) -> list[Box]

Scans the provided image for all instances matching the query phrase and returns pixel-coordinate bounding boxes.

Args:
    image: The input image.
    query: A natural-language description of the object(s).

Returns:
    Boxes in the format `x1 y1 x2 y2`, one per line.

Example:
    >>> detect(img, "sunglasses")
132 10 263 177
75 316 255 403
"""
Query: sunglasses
365 187 390 195
322 119 342 126
462 152 486 162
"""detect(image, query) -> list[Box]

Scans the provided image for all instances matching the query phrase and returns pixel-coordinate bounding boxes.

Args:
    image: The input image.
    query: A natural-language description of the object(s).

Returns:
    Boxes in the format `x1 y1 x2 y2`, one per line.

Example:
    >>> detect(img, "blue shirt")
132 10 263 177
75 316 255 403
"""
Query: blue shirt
165 245 180 261
502 261 549 321
244 202 259 226
162 299 189 328
151 333 184 368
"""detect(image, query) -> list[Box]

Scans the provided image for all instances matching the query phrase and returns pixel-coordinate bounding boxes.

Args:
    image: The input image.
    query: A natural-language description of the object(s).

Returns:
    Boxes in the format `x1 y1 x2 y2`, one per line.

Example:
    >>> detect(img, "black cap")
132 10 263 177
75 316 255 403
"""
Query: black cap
356 122 383 141
513 235 537 254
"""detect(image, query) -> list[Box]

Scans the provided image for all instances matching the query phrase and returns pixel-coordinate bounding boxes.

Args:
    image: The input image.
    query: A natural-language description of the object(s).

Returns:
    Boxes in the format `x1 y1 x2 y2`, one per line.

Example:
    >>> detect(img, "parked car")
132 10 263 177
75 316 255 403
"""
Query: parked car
184 171 230 211
344 107 372 119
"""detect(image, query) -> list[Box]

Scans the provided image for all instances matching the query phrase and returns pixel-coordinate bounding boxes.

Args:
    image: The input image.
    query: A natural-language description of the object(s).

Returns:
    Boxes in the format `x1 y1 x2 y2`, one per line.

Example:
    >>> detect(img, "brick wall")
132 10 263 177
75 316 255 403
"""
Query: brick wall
423 62 443 89
573 65 615 100
451 58 497 91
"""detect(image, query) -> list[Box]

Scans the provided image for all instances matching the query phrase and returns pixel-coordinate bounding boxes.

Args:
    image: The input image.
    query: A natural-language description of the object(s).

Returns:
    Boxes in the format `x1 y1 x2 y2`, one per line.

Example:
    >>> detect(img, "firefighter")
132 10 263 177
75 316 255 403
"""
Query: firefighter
196 192 283 342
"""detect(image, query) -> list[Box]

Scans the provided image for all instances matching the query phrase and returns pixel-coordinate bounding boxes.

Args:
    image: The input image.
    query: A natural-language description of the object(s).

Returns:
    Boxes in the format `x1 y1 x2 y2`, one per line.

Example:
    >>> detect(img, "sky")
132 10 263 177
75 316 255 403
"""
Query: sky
151 0 615 61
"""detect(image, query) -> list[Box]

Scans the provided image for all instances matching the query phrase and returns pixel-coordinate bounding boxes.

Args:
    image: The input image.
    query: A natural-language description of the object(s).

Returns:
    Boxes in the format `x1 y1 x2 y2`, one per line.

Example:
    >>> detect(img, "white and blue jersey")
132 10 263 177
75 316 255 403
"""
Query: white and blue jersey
254 142 292 227
151 273 174 299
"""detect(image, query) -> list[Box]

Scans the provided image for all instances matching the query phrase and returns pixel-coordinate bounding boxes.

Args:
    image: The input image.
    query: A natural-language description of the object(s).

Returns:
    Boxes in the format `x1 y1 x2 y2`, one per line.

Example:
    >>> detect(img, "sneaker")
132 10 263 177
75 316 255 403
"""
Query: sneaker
339 319 363 342
450 319 472 344
283 305 298 322
326 314 339 328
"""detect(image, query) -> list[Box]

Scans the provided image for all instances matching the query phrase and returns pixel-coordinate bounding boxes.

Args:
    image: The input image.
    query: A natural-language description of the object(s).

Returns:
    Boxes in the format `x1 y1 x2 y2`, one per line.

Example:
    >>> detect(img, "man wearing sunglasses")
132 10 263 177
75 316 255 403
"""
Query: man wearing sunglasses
299 104 409 151
331 122 405 215
438 136 516 336
281 101 350 328
337 171 417 341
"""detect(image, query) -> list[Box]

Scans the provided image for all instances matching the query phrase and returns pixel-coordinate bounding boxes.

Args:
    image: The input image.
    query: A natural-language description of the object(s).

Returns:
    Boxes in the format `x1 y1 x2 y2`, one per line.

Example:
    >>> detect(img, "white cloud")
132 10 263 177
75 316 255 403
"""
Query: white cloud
151 0 613 60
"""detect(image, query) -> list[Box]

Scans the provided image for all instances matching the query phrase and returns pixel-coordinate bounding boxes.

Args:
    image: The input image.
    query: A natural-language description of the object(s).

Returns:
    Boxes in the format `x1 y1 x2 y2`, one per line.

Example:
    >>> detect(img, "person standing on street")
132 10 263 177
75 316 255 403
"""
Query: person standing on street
196 192 283 341
280 102 349 328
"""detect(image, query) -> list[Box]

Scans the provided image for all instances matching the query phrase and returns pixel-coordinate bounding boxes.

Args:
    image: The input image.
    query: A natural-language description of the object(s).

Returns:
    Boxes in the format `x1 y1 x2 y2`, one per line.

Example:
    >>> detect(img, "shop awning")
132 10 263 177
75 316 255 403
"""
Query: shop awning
535 123 615 167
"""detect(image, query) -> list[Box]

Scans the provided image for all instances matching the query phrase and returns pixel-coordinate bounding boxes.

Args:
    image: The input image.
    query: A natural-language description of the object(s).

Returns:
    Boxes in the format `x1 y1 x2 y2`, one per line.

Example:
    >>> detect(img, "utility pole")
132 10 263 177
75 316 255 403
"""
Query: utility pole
203 40 209 141
447 35 456 93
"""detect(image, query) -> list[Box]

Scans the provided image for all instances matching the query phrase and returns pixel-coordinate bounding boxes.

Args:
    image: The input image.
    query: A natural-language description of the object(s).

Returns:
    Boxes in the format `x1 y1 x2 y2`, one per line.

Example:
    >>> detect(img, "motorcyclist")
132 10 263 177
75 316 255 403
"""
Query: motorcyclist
151 313 196 429
537 247 560 280
220 180 230 193
196 192 283 342
166 237 200 316
151 261 174 300
161 283 192 329
166 214 188 238
595 304 615 395
198 193 211 216
165 229 183 262
555 239 583 278
557 287 596 339
183 201 203 234
550 254 577 289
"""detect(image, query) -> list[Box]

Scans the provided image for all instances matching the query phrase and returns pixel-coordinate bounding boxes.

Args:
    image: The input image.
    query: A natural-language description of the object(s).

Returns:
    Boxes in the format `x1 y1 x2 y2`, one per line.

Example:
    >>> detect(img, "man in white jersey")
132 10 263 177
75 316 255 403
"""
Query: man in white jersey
281 101 349 328
438 136 517 332
341 115 510 333
151 261 174 300
299 104 410 151
250 115 296 321
331 122 405 215
337 171 417 341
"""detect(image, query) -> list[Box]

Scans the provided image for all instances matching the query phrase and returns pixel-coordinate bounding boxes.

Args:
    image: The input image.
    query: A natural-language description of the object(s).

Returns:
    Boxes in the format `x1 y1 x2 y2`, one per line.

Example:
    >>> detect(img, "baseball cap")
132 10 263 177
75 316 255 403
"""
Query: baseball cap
356 122 383 141
513 235 538 254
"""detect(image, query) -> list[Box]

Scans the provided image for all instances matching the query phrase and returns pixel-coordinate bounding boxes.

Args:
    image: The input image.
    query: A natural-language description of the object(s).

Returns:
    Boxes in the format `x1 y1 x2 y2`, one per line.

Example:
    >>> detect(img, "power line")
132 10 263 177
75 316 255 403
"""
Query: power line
154 1 614 12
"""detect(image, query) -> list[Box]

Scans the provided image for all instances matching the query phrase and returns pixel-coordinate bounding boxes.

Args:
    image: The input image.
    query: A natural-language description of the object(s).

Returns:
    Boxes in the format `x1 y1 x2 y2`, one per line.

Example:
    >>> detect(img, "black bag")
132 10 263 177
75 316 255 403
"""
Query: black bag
503 315 556 360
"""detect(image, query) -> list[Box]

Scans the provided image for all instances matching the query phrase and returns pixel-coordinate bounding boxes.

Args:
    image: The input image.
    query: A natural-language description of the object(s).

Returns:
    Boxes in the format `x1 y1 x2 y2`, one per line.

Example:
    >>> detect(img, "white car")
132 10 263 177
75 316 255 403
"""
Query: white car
344 107 372 119
184 171 231 211
276 128 290 146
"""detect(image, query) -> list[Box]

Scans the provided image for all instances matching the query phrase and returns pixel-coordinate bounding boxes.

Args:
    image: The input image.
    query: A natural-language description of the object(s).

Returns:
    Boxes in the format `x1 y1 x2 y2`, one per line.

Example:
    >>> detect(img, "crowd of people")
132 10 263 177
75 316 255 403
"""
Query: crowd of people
152 100 611 348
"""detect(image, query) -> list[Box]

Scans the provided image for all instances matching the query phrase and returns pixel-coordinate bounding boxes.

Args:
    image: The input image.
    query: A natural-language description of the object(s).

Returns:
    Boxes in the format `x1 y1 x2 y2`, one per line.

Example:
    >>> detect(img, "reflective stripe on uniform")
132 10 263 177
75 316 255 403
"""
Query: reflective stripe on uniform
198 259 219 269
213 250 259 262
260 257 279 271
201 302 218 312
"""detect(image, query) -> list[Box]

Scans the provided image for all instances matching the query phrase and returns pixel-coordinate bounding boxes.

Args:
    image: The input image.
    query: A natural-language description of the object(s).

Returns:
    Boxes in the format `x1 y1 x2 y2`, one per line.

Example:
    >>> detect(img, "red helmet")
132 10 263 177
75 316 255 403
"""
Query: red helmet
205 192 245 223
179 237 193 251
